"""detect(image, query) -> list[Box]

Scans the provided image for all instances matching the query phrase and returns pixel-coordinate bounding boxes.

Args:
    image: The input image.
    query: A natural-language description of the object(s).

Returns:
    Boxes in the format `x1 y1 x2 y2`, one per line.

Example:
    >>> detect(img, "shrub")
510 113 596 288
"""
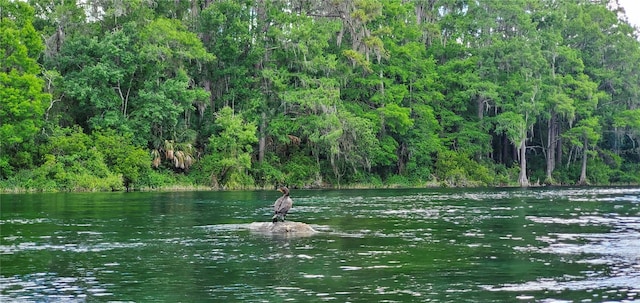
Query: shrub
282 154 319 188
251 160 285 188
434 150 494 186
386 174 411 187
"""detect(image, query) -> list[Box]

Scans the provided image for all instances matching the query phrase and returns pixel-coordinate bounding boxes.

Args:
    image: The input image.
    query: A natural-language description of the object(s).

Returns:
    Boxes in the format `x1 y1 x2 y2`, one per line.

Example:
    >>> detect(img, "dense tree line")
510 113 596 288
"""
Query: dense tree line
1 0 639 191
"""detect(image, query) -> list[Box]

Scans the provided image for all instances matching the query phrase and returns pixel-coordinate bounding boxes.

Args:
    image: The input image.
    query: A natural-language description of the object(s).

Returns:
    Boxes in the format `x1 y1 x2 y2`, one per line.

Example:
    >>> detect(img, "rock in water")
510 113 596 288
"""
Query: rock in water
248 221 316 234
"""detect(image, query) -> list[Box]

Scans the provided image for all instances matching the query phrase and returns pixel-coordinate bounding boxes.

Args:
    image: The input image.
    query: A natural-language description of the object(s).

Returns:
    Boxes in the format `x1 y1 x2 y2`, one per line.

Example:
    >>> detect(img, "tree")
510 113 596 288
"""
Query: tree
614 109 640 152
564 117 601 185
55 28 138 134
0 0 50 177
201 107 257 189
495 111 529 185
3 0 640 190
476 0 546 187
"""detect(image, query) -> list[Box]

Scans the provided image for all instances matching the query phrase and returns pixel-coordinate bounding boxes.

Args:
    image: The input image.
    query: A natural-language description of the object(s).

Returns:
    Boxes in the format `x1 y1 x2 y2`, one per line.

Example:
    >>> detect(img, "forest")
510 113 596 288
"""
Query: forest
1 0 639 192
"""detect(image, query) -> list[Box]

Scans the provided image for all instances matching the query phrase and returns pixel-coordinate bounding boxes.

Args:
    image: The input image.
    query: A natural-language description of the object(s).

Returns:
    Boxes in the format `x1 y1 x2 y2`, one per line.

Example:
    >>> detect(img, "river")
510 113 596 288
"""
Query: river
1 187 639 302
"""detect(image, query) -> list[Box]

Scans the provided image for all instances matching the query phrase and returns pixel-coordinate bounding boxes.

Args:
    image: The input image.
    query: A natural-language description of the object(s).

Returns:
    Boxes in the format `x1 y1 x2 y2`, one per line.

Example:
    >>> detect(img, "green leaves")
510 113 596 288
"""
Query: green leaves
495 112 526 147
140 18 214 66
32 127 126 191
377 103 413 135
201 107 257 189
0 0 49 177
93 130 150 188
614 110 640 129
0 1 42 72
2 0 640 190
564 117 602 149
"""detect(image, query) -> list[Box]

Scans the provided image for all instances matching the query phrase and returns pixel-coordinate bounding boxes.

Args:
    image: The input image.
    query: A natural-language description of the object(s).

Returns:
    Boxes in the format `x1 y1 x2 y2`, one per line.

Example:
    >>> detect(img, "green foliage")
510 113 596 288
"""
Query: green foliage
615 163 640 184
140 169 179 189
140 18 214 64
384 174 412 187
377 103 413 135
200 107 257 189
56 29 135 133
8 127 121 191
1 126 153 191
564 117 602 149
586 159 613 185
93 131 150 189
614 109 640 130
281 154 320 188
434 150 495 187
0 0 50 178
494 112 526 147
351 172 384 188
252 159 286 188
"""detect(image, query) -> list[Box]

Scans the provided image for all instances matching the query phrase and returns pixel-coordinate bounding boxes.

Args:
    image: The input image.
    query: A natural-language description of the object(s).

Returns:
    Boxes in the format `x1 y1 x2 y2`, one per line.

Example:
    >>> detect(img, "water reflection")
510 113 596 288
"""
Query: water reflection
1 187 639 302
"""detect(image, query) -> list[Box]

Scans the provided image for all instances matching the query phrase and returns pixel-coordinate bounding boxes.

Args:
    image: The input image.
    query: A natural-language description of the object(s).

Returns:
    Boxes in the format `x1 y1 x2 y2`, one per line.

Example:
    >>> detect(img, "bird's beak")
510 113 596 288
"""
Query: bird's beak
277 188 283 192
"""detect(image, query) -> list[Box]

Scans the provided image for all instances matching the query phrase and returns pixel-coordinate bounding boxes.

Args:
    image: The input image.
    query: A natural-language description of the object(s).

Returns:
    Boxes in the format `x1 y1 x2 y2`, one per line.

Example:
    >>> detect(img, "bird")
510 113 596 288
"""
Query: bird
272 186 293 223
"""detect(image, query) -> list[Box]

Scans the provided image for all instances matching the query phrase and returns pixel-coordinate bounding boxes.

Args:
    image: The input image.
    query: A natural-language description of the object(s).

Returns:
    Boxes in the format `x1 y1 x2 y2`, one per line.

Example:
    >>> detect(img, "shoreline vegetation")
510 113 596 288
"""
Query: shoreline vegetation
2 179 639 194
2 1 640 194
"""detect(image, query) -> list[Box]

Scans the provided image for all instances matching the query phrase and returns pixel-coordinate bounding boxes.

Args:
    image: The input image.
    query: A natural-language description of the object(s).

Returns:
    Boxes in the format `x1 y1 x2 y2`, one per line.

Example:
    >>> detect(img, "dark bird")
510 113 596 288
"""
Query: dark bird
272 186 293 223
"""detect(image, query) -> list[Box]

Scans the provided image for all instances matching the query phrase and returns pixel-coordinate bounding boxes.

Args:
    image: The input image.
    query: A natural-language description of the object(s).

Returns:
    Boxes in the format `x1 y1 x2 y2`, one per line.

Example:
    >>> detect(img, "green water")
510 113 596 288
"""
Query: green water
1 188 639 302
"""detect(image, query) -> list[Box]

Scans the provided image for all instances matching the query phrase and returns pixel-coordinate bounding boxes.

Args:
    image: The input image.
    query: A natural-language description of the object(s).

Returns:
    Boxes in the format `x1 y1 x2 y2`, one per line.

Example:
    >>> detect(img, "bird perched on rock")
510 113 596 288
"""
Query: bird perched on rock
272 186 293 223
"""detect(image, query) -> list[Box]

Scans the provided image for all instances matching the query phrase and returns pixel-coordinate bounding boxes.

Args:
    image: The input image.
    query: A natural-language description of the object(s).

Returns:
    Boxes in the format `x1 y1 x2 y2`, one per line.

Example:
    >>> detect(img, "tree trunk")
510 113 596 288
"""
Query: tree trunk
258 112 266 163
397 141 408 175
545 112 556 183
518 138 529 187
204 79 214 115
556 134 563 168
500 135 509 164
578 138 588 185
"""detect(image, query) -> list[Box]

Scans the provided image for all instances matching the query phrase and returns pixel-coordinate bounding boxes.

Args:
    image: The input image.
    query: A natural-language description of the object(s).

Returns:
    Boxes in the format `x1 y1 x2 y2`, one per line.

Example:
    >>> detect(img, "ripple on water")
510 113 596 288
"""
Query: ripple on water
526 215 625 226
0 218 52 225
501 211 640 300
2 188 639 302
0 241 145 255
483 276 640 295
520 231 640 260
0 272 110 302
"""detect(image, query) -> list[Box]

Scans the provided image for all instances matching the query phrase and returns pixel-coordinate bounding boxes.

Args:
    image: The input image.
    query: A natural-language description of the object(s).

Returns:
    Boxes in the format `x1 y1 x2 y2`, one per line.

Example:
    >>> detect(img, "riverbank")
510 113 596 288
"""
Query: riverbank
3 179 639 194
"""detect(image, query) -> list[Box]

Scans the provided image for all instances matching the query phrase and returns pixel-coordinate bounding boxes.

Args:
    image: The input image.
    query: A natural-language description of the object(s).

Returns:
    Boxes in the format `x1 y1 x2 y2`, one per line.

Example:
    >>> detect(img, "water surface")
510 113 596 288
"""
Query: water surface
1 188 639 302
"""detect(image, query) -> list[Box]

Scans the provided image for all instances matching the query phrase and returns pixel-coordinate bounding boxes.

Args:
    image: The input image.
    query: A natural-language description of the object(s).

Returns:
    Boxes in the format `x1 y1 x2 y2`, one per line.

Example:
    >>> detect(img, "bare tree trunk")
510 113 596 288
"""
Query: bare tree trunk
556 134 563 167
518 138 529 187
545 112 556 183
578 138 588 185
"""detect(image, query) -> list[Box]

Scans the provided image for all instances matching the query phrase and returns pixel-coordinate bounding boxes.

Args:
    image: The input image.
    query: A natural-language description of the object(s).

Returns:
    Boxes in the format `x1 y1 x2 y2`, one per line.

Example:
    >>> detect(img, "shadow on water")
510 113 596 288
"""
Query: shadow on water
1 187 640 302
